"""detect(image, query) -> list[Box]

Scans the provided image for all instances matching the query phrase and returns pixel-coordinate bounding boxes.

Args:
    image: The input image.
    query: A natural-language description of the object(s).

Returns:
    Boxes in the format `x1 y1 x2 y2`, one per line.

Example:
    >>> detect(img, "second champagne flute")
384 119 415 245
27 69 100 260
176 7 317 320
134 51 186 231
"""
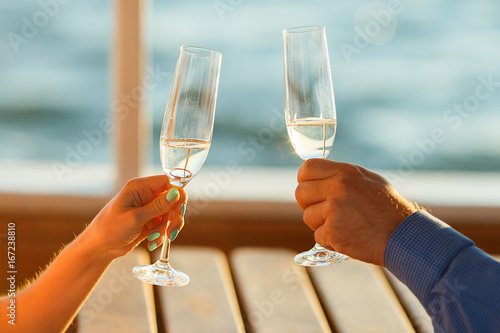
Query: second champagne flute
133 46 222 286
283 25 349 266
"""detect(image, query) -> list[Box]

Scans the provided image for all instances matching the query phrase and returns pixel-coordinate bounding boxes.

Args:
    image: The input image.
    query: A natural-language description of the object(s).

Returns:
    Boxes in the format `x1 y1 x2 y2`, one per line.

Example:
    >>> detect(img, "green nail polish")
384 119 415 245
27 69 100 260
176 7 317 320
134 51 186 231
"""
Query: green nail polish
170 229 179 242
148 242 157 251
166 188 179 202
181 204 186 218
148 232 161 241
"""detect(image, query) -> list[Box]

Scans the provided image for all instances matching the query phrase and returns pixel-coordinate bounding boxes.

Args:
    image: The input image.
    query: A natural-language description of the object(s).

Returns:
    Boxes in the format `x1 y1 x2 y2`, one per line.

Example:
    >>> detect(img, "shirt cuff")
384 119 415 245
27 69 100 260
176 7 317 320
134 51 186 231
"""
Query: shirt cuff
384 210 474 305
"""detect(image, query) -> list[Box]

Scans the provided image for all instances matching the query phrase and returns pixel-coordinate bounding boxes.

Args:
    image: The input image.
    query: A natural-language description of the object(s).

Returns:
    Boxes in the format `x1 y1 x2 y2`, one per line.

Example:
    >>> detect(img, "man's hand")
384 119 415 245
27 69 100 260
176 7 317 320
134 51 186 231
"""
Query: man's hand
295 159 418 266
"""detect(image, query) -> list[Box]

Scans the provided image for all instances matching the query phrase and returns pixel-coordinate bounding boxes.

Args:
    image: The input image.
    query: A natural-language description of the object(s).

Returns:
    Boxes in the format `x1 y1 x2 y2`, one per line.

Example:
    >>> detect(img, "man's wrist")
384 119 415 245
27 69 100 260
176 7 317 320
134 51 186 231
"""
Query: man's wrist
384 210 474 304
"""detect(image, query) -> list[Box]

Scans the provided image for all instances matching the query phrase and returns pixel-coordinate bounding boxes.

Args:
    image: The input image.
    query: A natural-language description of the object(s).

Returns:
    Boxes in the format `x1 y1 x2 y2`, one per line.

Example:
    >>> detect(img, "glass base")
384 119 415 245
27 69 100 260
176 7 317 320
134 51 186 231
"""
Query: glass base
294 244 349 267
132 259 189 287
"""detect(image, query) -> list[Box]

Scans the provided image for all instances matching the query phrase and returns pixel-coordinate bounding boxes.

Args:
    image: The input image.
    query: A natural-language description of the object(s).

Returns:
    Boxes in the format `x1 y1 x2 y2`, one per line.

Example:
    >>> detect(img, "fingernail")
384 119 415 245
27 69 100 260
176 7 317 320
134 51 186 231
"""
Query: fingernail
181 204 186 218
148 232 160 241
170 229 179 242
166 188 179 202
148 242 157 251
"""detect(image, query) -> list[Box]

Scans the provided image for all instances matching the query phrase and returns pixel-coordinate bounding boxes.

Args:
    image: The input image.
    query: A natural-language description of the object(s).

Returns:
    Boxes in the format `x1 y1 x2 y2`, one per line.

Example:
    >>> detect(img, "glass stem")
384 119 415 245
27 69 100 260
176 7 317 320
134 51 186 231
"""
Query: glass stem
159 221 171 263
322 123 326 156
158 183 186 264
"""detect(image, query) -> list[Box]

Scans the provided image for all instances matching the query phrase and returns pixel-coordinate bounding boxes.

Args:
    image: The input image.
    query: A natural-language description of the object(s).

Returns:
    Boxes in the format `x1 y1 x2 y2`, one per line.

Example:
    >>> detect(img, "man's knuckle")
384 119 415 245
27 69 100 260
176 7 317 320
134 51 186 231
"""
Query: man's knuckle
295 183 305 201
324 201 336 216
302 208 314 227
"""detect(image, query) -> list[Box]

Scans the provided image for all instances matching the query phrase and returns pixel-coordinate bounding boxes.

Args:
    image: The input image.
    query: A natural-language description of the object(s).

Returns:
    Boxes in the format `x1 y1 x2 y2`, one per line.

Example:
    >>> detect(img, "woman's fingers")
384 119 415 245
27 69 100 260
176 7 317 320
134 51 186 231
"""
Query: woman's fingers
145 215 168 251
167 189 188 241
119 175 172 207
145 190 187 251
133 187 180 226
167 215 184 242
145 214 186 251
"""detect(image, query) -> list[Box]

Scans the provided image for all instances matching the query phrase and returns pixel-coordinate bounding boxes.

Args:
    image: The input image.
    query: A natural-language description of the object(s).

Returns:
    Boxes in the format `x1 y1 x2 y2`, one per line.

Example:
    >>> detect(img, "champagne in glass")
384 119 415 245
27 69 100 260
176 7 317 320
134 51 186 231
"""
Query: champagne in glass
286 118 336 160
133 46 222 286
160 138 211 184
283 25 349 266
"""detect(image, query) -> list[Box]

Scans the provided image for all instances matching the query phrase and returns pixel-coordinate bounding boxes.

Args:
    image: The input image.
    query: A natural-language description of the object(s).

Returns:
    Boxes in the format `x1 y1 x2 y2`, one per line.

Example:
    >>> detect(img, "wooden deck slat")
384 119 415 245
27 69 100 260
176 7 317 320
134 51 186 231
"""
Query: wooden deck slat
230 247 331 333
383 270 433 333
155 246 245 333
309 259 415 333
78 247 157 333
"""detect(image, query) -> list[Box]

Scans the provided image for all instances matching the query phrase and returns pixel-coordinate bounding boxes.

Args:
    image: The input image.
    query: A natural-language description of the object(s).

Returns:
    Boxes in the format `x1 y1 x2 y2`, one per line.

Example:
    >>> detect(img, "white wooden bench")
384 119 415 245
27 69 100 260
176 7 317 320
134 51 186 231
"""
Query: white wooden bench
78 246 436 333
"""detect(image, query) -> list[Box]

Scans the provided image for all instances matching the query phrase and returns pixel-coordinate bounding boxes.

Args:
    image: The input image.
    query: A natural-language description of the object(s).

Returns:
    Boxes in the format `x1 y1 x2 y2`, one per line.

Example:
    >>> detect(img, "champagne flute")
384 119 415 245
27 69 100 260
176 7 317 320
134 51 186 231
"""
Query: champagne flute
283 25 349 266
133 46 222 286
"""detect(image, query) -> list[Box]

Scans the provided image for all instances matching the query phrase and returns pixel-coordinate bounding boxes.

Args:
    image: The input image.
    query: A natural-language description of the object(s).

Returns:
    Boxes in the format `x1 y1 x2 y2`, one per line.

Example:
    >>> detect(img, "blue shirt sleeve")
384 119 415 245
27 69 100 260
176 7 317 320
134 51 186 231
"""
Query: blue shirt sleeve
384 210 500 332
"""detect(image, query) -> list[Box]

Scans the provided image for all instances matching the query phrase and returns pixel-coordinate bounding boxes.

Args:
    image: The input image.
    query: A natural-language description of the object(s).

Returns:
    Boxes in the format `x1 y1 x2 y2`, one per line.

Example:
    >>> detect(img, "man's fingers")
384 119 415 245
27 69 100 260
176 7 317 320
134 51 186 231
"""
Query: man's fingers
314 223 336 252
295 180 327 210
297 159 343 183
302 202 326 230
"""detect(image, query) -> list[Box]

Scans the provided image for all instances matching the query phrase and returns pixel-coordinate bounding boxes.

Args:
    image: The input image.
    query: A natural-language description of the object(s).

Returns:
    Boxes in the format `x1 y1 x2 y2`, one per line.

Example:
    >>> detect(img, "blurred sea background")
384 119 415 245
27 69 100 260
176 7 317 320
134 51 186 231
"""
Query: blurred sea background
1 0 500 174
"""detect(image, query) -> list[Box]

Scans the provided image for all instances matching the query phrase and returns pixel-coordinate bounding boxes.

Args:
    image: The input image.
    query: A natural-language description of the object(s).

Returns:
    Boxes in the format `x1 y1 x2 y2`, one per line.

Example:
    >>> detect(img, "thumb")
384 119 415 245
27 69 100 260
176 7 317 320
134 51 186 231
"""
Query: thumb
134 187 180 224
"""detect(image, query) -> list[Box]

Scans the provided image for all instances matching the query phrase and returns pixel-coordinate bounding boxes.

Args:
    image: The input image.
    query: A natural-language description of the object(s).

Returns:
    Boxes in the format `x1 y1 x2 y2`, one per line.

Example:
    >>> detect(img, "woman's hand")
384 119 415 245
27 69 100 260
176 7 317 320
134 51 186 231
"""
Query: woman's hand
0 175 187 333
84 175 188 260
